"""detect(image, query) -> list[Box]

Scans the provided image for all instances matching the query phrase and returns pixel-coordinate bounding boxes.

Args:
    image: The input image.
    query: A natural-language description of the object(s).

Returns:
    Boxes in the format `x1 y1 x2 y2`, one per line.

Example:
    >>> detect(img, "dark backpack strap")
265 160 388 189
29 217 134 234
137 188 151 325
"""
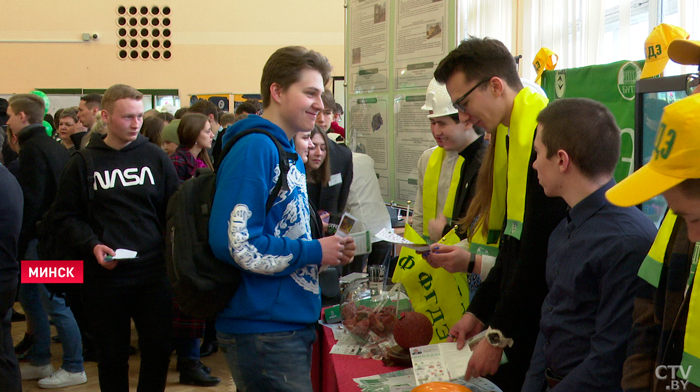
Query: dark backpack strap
75 149 96 201
215 128 297 213
266 140 296 213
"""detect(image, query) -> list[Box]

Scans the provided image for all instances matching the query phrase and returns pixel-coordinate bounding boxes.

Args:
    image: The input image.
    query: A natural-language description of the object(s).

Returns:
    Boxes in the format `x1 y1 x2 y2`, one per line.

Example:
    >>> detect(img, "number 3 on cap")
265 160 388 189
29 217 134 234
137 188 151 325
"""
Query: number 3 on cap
653 123 676 160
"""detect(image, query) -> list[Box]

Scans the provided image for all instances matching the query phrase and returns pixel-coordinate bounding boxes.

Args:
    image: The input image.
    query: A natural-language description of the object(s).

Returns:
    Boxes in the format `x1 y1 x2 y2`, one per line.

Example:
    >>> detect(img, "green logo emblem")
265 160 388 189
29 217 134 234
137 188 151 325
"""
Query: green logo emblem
555 70 566 99
618 62 641 101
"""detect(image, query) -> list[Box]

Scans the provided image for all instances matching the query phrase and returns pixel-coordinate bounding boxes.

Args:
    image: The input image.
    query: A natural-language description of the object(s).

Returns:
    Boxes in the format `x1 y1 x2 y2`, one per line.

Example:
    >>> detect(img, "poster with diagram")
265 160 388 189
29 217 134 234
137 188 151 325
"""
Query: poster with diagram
394 0 449 90
346 0 456 203
394 94 435 204
348 0 390 94
348 96 391 198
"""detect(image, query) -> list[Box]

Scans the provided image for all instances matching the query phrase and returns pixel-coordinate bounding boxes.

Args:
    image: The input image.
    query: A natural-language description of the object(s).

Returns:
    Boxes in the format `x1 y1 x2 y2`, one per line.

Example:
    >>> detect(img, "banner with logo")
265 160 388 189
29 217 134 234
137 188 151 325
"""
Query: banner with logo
541 60 644 182
392 224 470 344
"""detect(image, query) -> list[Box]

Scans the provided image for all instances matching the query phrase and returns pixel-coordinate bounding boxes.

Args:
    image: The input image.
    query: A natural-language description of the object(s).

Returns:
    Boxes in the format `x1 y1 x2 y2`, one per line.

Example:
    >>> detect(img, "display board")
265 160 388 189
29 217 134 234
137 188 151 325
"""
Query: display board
345 0 457 204
541 60 644 183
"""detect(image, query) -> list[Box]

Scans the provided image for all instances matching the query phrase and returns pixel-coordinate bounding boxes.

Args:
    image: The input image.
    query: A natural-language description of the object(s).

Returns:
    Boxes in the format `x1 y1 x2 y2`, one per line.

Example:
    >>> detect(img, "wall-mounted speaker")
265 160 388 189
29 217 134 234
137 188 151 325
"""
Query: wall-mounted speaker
116 5 172 60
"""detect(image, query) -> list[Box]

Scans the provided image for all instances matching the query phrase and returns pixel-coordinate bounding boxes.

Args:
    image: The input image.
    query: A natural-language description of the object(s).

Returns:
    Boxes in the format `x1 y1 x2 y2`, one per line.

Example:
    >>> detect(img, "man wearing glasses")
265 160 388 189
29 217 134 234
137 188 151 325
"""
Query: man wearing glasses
430 37 567 391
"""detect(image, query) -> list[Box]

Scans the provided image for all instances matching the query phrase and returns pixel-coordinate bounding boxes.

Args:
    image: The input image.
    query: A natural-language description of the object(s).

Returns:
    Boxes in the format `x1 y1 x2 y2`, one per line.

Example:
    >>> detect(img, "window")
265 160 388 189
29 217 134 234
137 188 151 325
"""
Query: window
461 0 700 81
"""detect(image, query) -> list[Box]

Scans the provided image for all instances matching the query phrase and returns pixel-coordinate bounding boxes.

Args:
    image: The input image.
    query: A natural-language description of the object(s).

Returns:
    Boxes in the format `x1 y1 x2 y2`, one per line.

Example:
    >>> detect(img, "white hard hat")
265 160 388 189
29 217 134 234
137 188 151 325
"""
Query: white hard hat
422 78 458 119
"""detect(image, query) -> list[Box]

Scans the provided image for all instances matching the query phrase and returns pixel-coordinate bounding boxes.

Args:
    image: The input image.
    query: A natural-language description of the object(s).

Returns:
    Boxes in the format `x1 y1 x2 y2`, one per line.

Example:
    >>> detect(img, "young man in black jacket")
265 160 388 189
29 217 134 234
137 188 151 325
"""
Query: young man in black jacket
53 84 179 391
9 94 87 387
0 163 23 392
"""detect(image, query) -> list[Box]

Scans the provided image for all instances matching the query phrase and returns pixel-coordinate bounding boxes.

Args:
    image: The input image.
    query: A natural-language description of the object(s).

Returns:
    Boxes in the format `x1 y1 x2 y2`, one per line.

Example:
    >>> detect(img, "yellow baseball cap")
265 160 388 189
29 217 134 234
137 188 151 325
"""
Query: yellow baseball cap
640 23 689 79
606 93 700 207
669 39 700 65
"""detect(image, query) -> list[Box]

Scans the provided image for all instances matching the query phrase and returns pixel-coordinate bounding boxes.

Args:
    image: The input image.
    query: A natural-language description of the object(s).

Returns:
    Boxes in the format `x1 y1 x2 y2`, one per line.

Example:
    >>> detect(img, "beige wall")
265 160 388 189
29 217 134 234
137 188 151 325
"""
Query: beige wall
0 0 346 105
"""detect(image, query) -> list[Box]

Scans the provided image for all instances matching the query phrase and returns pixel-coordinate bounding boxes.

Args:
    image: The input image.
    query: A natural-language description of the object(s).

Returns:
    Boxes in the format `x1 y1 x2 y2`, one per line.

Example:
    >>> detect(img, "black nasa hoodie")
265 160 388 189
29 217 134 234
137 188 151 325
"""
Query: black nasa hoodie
53 133 179 284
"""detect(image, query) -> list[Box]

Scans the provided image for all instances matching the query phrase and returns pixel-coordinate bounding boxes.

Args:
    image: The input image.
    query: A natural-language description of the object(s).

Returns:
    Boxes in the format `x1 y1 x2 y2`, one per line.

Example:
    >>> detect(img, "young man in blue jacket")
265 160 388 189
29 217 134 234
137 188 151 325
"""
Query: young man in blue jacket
209 46 355 392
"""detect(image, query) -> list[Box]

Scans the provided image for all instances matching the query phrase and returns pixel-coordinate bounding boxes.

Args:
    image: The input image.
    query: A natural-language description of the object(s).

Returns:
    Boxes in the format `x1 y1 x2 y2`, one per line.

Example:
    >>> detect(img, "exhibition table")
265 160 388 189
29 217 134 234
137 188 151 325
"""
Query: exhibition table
312 323 409 392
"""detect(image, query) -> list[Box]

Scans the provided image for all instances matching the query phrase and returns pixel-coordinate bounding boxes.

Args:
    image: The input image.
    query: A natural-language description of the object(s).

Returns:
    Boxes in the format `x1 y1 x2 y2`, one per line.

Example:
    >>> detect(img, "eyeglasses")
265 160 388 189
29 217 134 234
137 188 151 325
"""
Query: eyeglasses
452 77 492 112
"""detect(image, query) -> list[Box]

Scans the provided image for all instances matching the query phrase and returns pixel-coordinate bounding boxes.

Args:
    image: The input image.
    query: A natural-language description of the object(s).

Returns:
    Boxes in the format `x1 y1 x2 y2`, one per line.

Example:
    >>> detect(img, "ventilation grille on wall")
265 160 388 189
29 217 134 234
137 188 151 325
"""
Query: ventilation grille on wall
116 5 171 60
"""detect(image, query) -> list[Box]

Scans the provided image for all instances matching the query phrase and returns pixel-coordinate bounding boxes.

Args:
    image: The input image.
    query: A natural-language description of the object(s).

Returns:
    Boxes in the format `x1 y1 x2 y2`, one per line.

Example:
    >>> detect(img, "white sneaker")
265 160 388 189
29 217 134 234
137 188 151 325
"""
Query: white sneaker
37 368 87 388
20 363 54 380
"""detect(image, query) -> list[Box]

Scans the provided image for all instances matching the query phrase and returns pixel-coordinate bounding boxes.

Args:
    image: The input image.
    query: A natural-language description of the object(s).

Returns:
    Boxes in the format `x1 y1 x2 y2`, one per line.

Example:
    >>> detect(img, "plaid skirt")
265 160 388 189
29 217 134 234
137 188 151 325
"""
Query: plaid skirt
172 299 206 339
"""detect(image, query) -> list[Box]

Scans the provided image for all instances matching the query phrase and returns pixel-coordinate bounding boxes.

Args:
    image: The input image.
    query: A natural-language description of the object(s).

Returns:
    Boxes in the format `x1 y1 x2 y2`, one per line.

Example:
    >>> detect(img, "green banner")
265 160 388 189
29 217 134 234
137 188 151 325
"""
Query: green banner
541 60 644 182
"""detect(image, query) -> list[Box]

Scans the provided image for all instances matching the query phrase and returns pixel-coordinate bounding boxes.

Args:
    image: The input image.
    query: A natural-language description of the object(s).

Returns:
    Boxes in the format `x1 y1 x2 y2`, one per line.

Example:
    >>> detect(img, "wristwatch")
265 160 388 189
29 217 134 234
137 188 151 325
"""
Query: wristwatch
485 327 514 348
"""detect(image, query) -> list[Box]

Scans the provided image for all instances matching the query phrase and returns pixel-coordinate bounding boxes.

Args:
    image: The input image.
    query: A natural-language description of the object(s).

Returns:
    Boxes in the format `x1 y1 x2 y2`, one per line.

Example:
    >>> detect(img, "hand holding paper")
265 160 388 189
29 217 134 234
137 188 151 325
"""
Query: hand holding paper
424 245 470 273
374 228 430 252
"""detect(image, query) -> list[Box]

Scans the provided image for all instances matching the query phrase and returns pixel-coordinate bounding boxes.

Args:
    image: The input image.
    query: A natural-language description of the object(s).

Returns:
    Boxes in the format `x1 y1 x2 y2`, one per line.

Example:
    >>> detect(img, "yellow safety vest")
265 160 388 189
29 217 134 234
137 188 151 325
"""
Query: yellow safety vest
423 147 464 238
469 88 548 257
639 211 700 387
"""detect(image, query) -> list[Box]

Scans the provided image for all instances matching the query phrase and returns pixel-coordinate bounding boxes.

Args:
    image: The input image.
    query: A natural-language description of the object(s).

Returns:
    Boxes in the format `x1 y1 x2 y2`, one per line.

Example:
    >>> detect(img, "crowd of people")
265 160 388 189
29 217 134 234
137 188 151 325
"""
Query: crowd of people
1 36 700 392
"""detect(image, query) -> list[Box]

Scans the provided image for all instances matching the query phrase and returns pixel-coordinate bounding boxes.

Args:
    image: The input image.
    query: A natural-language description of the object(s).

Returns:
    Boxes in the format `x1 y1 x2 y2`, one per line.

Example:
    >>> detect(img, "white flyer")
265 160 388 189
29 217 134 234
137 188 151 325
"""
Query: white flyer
329 334 366 356
409 342 471 385
374 228 430 252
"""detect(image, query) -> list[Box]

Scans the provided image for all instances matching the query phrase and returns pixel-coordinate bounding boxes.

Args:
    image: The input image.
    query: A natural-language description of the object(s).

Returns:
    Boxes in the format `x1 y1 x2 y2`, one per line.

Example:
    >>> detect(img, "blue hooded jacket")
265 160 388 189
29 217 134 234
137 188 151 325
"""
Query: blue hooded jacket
209 115 323 334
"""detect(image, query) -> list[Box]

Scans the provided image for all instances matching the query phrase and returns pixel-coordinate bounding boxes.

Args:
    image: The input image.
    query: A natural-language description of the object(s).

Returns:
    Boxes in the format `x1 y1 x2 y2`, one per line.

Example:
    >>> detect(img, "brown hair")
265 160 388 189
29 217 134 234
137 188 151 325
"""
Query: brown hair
80 93 103 110
234 102 258 115
458 127 497 238
156 111 174 123
140 116 164 147
434 37 523 90
233 113 249 123
219 113 236 127
101 84 143 114
59 107 79 124
174 107 188 119
306 125 331 185
189 100 219 122
177 113 213 169
537 98 620 179
321 90 336 110
53 108 64 129
8 94 45 124
260 46 332 108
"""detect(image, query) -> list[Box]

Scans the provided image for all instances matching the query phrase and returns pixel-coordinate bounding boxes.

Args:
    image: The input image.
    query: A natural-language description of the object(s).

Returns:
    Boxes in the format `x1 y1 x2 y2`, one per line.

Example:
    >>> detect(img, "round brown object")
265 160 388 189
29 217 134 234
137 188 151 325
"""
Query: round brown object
393 311 433 349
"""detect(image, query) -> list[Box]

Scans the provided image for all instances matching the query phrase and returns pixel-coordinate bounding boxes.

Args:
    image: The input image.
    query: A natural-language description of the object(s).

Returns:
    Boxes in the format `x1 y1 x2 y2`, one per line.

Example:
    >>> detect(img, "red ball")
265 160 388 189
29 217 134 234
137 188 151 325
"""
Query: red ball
393 311 433 349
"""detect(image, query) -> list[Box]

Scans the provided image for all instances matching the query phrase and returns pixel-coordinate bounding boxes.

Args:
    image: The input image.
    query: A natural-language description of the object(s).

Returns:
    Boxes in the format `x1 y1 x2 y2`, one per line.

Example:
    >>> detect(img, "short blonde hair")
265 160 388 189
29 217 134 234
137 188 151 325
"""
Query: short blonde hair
101 84 143 114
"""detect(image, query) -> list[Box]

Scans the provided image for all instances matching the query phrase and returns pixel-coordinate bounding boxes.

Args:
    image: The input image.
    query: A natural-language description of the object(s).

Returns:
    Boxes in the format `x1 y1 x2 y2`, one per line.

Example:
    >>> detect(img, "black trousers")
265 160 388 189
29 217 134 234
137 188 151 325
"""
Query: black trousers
82 273 173 392
0 288 20 392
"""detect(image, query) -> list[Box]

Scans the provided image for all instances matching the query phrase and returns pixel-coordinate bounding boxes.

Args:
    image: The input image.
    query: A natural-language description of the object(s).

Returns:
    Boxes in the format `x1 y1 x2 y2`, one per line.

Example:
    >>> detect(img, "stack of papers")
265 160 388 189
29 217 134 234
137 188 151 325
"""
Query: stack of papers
353 367 502 392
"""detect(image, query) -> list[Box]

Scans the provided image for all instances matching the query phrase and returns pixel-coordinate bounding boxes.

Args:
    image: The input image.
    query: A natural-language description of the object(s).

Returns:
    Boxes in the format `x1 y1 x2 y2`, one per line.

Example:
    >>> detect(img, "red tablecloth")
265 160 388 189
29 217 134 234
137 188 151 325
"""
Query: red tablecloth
312 324 409 392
